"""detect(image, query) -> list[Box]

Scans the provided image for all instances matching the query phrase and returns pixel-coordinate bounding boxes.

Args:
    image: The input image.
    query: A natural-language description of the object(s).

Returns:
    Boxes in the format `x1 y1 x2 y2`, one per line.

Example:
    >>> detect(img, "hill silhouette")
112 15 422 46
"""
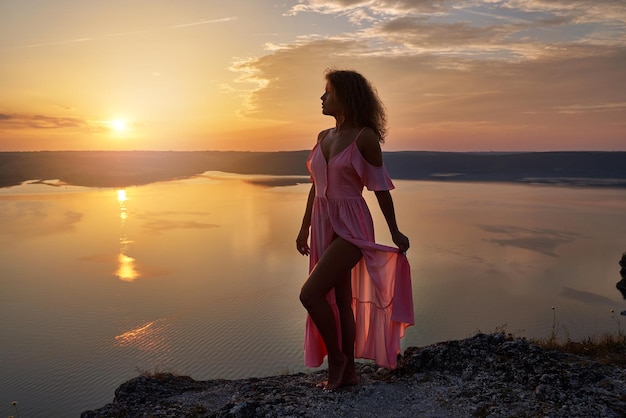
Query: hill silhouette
0 150 624 188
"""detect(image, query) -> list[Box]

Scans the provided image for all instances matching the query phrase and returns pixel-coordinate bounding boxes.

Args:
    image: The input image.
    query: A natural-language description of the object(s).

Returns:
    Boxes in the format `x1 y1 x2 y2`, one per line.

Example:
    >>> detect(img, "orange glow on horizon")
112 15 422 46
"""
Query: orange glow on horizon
1 2 624 152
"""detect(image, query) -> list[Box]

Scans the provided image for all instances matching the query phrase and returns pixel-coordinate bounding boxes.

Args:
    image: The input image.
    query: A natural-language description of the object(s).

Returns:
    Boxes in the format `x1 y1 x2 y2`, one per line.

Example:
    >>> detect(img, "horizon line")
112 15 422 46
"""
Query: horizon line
1 149 626 154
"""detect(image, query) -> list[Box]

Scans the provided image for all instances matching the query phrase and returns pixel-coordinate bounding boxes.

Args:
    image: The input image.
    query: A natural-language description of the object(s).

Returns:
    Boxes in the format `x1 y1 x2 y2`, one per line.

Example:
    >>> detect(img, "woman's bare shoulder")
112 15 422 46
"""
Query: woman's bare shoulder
317 128 333 142
356 127 383 166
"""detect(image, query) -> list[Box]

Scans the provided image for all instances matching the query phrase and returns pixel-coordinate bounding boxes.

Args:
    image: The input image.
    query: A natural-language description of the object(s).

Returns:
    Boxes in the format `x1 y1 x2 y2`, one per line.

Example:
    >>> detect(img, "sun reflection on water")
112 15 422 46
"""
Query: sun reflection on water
117 189 127 203
115 188 140 281
115 321 155 345
114 320 169 351
116 253 139 282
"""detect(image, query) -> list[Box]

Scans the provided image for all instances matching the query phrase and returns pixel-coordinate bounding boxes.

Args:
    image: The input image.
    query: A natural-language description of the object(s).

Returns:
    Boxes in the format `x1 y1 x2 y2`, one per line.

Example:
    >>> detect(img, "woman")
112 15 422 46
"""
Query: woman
296 69 414 390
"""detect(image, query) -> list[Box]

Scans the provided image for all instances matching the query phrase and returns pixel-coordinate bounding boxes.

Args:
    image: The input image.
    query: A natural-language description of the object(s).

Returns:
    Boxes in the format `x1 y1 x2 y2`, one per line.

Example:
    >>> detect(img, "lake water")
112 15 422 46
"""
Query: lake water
1 172 625 416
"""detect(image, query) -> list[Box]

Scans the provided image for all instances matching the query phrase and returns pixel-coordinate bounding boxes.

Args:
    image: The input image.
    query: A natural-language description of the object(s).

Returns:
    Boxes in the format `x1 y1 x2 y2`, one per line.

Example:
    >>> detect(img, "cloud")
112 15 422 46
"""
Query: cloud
228 39 369 120
378 16 528 53
288 0 626 48
230 35 626 126
24 38 92 49
170 17 238 29
501 0 626 24
12 17 236 50
225 0 626 151
282 1 625 62
555 102 626 114
288 0 451 18
0 113 127 134
291 0 626 22
0 113 88 129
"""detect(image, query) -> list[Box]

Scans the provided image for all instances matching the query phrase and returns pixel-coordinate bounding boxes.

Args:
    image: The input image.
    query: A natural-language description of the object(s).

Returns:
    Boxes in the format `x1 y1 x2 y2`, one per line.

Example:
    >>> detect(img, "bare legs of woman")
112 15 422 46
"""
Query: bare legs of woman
333 268 359 388
300 237 362 390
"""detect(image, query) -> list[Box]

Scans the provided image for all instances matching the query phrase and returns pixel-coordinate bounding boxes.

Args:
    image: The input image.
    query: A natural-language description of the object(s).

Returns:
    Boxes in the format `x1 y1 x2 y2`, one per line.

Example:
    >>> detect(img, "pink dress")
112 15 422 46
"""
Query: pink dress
304 128 414 369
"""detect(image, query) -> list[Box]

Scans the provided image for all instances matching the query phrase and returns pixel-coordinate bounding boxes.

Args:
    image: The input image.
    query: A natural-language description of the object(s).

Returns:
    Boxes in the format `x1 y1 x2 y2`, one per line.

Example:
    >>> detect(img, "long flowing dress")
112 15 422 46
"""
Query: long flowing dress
304 128 414 369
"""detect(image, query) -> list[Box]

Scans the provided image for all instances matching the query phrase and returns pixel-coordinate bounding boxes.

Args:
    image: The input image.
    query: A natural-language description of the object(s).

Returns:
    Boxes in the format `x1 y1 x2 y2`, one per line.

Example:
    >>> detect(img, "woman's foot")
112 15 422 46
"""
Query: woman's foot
342 362 359 387
317 355 359 391
325 352 348 390
315 380 327 389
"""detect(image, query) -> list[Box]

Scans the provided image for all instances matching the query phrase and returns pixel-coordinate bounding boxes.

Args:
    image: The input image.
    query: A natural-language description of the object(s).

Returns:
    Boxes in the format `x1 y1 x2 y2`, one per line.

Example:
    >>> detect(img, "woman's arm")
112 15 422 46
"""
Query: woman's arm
357 128 410 253
375 190 410 253
296 183 315 255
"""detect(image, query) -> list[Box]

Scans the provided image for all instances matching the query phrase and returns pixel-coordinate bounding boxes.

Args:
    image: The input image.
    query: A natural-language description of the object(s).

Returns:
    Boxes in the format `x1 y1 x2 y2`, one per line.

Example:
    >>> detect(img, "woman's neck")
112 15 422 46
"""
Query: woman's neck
334 117 356 131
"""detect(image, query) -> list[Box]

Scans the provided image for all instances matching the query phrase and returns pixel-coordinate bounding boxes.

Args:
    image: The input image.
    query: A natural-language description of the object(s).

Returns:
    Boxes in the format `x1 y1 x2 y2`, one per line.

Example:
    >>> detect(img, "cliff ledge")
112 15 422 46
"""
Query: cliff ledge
81 333 626 417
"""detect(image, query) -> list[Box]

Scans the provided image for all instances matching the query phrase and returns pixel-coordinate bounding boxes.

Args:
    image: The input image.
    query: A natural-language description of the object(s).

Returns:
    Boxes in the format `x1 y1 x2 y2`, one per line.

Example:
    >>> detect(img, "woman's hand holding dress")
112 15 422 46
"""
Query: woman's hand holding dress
296 227 310 256
391 230 410 254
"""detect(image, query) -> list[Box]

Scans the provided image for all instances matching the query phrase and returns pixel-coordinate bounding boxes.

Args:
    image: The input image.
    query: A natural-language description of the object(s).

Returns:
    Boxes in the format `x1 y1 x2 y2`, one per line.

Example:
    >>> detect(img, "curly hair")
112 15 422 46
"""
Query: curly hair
325 69 388 143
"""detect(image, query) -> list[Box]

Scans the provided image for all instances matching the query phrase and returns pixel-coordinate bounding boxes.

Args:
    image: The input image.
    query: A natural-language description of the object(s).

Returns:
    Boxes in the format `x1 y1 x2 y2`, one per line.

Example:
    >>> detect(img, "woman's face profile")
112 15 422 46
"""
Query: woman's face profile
321 81 340 117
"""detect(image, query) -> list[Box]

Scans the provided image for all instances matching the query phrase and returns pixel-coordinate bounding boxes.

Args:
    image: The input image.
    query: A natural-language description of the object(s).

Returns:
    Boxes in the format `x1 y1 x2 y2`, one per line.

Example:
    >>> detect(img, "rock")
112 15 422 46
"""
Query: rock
81 333 626 418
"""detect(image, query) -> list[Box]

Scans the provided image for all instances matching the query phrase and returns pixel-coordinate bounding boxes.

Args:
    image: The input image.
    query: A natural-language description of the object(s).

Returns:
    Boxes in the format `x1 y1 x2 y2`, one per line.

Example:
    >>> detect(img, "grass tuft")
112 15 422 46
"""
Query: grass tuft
531 307 626 366
533 332 626 366
135 365 182 381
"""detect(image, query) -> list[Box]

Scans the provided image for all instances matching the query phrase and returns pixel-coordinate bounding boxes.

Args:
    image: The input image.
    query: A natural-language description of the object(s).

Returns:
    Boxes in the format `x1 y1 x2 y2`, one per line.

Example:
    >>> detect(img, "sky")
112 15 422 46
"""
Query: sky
1 0 625 152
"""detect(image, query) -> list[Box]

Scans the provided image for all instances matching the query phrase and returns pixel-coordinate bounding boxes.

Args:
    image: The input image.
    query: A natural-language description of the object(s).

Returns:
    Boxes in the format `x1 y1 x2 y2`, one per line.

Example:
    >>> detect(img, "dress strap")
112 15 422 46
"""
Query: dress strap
353 127 367 143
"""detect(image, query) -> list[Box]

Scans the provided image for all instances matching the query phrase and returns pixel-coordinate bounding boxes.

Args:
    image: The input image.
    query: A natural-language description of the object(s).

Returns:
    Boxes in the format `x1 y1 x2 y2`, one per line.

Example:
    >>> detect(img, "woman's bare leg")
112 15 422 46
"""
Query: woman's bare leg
300 237 362 389
334 270 359 386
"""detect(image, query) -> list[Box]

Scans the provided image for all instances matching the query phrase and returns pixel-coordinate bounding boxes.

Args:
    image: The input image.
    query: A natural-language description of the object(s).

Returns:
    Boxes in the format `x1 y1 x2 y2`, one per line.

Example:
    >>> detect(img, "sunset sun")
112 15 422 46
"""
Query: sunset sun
111 119 127 132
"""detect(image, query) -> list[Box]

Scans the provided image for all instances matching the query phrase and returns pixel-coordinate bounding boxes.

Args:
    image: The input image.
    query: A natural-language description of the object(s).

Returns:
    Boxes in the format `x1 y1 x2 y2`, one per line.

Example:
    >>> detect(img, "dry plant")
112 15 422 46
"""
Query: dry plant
532 307 626 366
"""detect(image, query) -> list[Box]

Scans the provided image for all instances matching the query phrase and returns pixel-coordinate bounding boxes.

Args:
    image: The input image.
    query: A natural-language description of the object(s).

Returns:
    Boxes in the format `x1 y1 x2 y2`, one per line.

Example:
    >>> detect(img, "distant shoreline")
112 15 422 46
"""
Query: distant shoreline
1 150 625 189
